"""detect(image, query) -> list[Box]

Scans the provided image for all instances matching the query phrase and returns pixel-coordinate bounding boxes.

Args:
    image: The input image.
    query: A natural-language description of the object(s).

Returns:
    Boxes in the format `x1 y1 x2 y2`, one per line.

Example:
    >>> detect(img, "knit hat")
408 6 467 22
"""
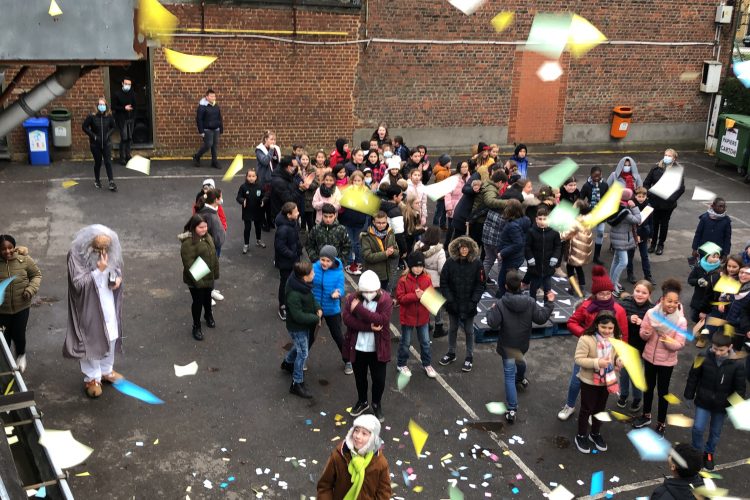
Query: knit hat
386 156 401 171
203 178 215 188
345 414 383 456
438 154 452 166
319 245 337 262
358 270 381 292
590 265 615 294
478 142 490 152
621 188 633 201
407 251 426 268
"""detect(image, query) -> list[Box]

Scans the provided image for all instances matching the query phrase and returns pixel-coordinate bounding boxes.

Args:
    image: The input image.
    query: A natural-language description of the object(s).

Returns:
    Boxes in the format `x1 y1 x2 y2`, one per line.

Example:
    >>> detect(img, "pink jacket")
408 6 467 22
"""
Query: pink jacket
312 186 342 223
639 304 687 367
444 175 467 214
406 180 427 226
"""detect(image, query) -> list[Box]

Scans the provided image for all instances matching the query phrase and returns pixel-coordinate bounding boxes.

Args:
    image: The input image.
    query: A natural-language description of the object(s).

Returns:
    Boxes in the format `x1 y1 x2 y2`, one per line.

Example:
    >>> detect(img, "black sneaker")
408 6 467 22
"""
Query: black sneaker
630 399 642 412
94 180 102 189
439 353 456 366
486 277 497 286
349 401 369 417
433 323 446 338
632 414 652 429
703 452 715 471
289 382 312 399
588 433 608 452
462 358 473 372
575 434 591 454
372 403 384 422
278 306 287 321
655 422 666 437
516 378 529 391
280 360 293 374
505 409 516 424
108 180 117 192
616 396 627 408
656 244 664 255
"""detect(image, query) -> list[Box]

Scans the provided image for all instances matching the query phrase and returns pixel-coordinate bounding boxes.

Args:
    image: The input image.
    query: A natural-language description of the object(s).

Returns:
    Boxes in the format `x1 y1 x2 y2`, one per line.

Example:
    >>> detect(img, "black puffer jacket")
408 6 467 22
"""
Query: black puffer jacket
650 476 704 500
687 265 721 314
487 292 553 356
270 167 301 217
82 112 115 147
451 173 481 227
524 225 561 277
440 236 485 319
643 163 685 210
618 295 651 353
274 213 302 271
684 349 746 412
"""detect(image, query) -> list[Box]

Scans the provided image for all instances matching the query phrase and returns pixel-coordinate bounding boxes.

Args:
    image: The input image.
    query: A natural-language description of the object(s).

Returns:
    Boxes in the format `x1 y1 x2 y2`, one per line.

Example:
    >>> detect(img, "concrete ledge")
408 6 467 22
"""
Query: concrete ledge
353 126 507 154
562 122 706 146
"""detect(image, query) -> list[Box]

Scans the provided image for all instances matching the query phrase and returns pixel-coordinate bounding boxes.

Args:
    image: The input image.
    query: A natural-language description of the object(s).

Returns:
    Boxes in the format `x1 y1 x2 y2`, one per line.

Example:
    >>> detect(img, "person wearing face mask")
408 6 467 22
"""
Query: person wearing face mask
82 97 117 191
606 156 643 191
111 76 136 165
643 149 685 255
192 88 224 169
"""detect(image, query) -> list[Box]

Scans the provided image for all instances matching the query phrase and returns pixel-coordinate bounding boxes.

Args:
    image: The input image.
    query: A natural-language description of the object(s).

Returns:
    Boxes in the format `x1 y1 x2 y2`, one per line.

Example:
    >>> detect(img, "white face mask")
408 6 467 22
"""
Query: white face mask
122 85 131 92
623 166 631 173
663 156 673 165
362 291 377 301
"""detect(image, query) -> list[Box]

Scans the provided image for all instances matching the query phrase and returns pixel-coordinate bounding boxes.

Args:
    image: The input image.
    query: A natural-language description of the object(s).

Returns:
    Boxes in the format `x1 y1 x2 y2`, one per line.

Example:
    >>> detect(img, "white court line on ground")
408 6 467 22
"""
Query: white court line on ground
342 273 551 495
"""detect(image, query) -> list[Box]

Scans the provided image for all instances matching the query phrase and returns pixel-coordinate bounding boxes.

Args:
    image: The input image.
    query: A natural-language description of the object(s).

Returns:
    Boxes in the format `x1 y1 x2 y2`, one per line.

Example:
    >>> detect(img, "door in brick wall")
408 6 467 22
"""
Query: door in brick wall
508 50 568 145
107 54 154 146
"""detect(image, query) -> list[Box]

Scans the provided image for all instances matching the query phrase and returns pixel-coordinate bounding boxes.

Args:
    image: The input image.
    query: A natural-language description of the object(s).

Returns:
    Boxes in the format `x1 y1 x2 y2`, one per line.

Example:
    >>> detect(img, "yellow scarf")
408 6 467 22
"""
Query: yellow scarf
344 451 374 500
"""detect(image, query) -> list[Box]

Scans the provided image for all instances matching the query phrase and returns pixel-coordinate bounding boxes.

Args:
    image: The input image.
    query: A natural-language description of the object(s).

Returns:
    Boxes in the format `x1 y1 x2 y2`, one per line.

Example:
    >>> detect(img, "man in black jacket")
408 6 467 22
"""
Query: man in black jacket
111 76 136 165
82 97 117 191
192 89 223 169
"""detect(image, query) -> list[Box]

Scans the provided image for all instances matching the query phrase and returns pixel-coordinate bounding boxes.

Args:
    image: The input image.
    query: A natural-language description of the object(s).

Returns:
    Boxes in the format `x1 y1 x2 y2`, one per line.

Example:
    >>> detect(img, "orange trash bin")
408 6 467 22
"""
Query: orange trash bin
610 106 633 139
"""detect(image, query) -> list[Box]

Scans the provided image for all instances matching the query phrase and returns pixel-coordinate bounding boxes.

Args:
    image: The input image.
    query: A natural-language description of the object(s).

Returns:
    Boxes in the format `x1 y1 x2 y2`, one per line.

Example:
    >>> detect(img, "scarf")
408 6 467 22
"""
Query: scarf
699 256 721 273
320 185 333 197
707 207 727 219
619 171 635 191
344 451 374 500
590 180 601 207
368 226 389 252
592 334 619 393
586 297 615 314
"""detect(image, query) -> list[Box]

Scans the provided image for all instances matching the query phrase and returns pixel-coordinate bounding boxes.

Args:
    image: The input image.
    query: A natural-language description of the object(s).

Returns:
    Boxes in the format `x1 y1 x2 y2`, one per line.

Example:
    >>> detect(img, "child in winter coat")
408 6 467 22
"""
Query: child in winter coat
274 202 302 321
606 156 643 190
616 281 653 412
559 177 580 205
573 311 624 454
486 270 554 423
300 154 320 233
311 245 349 374
687 251 722 323
396 252 436 379
691 197 732 258
280 260 322 399
360 211 399 292
700 254 743 348
236 169 266 254
510 144 529 178
312 173 343 223
633 279 687 437
524 206 562 298
684 334 746 470
194 178 228 230
329 137 351 169
649 444 705 499
439 236 486 372
413 227 447 337
333 164 349 188
306 203 352 264
402 195 424 255
607 188 641 295
724 264 750 352
180 215 219 341
560 199 593 292
431 154 452 229
580 167 609 265
444 161 470 234
496 200 530 298
406 169 428 226
626 187 653 284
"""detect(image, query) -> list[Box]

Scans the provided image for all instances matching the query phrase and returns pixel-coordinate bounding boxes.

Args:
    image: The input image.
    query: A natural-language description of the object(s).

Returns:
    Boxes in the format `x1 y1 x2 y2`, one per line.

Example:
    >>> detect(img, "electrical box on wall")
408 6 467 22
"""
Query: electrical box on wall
715 4 733 24
701 60 722 93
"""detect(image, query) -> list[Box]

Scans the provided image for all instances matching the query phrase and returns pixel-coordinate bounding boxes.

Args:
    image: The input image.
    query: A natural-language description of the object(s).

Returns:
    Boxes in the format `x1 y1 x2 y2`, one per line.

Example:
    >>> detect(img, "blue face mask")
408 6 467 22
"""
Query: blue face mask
97 104 107 113
663 156 673 165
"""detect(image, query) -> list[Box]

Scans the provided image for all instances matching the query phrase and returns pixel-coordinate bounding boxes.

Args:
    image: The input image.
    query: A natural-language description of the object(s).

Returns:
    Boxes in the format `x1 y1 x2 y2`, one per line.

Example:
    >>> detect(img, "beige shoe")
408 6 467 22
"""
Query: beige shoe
102 371 124 384
85 380 103 398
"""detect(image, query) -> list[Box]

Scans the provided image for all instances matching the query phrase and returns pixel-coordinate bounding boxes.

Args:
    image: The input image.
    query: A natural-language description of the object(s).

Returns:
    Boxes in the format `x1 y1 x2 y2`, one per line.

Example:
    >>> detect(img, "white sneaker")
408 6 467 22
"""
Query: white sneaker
211 298 217 306
396 365 412 377
557 404 576 421
344 362 354 375
242 244 249 254
211 290 224 301
424 365 437 379
16 354 27 373
303 359 308 371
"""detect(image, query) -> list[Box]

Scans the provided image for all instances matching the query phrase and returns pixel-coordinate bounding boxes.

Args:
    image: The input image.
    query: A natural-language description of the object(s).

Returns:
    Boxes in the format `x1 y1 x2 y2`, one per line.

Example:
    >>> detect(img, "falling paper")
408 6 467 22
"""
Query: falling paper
526 13 573 59
486 402 508 415
548 201 579 233
648 166 684 201
138 0 179 44
112 379 165 404
126 155 151 175
448 0 485 16
733 59 750 88
420 287 447 315
714 275 741 294
539 158 579 189
536 60 564 82
222 154 244 182
164 48 217 73
449 485 465 500
61 180 78 189
174 361 199 377
726 396 750 431
609 338 647 391
568 275 583 298
397 371 411 391
491 11 514 32
0 276 17 307
638 205 654 223
567 14 607 58
590 471 604 496
610 411 631 422
39 430 93 469
627 427 671 461
692 186 717 202
408 419 428 456
693 356 705 369
48 0 62 16
548 485 574 500
35 486 47 498
651 311 693 340
699 241 723 256
340 186 381 216
666 414 694 427
424 175 460 201
583 182 623 228
593 412 611 422
663 393 681 405
189 257 211 281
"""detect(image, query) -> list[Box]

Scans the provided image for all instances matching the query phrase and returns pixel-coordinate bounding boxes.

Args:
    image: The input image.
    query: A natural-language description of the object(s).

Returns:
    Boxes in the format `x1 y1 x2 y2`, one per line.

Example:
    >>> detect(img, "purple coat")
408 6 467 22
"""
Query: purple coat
342 292 393 363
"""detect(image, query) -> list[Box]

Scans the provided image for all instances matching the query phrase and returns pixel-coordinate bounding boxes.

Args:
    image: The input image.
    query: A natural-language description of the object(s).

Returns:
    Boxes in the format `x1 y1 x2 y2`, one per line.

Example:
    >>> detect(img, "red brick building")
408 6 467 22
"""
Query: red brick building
0 0 736 160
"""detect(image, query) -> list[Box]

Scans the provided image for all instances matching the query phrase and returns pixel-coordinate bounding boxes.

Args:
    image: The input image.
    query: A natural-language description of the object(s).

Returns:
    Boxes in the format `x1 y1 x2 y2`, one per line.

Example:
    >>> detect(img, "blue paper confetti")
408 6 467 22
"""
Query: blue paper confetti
0 276 16 307
35 486 47 498
305 419 313 425
220 482 228 489
652 311 693 340
228 476 235 482
512 487 520 494
590 470 604 496
627 428 671 461
402 470 411 487
112 379 165 405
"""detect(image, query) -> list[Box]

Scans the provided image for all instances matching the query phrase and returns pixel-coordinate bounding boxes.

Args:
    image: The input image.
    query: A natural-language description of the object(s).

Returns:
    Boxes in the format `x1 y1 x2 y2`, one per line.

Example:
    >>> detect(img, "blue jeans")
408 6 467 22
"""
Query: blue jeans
503 356 527 410
627 240 652 277
595 223 605 245
610 249 628 290
566 363 581 407
345 225 361 264
284 330 309 383
398 324 431 367
692 406 726 454
619 365 643 401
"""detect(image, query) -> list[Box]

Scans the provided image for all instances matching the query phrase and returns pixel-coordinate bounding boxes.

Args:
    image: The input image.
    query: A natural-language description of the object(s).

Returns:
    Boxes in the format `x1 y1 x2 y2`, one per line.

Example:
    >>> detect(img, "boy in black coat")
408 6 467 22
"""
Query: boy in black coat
236 169 267 253
650 443 704 500
627 187 654 284
684 334 746 470
524 206 561 299
580 166 609 264
274 202 302 321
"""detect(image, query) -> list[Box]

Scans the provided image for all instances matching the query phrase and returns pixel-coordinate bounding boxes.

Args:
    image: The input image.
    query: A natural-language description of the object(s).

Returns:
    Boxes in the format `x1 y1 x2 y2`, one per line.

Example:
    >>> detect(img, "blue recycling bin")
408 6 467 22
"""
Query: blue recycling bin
23 117 51 165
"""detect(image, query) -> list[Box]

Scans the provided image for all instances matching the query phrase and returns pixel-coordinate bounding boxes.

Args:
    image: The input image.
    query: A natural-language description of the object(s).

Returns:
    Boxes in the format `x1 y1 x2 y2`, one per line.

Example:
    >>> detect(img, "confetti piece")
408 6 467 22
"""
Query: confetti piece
174 361 199 377
112 378 165 405
449 485 465 500
651 311 693 341
536 61 564 82
164 48 217 73
526 13 572 59
397 371 411 391
666 414 694 427
223 154 243 182
693 485 729 497
62 180 78 188
714 275 741 294
512 487 520 494
609 338 647 391
7 435 18 445
698 241 723 257
726 395 750 431
4 378 14 396
698 471 723 479
35 486 47 498
693 356 705 369
424 175 460 201
39 430 93 469
648 165 684 201
583 181 623 228
548 200 580 233
420 286 447 315
734 59 750 88
567 14 607 58
48 0 62 16
706 316 727 327
627 427 671 461
75 472 90 477
679 71 701 81
548 485 574 500
408 419 428 457
138 0 179 44
638 205 654 224
568 275 583 298
238 438 246 442
136 441 144 446
491 11 514 32
593 411 611 422
0 276 17 307
189 256 211 281
340 185 381 216
153 438 159 445
693 186 718 202
125 155 151 175
539 158 579 189
413 486 424 493
590 471 604 496
485 402 508 415
448 0 485 15
663 393 681 405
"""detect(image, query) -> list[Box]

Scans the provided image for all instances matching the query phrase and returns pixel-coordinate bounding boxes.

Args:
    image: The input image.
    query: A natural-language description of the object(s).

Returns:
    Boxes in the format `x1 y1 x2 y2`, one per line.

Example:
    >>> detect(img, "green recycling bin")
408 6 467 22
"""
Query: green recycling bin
49 108 72 148
716 113 750 175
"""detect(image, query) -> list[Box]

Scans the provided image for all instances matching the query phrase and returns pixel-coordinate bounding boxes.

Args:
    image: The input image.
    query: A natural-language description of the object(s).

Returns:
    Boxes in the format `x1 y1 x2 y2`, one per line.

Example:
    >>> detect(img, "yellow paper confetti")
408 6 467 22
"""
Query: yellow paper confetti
48 0 63 17
664 393 681 404
491 12 514 32
408 419 428 457
698 471 723 479
153 438 159 445
61 180 78 189
138 0 179 44
693 356 705 369
728 392 744 407
340 185 381 217
222 154 244 182
583 182 623 228
126 155 151 175
4 379 14 395
419 287 446 316
568 275 583 298
609 337 646 391
331 436 340 441
693 486 729 498
413 486 424 493
75 472 91 477
567 14 607 58
666 414 693 427
334 414 344 422
164 48 217 73
714 275 741 294
706 316 727 327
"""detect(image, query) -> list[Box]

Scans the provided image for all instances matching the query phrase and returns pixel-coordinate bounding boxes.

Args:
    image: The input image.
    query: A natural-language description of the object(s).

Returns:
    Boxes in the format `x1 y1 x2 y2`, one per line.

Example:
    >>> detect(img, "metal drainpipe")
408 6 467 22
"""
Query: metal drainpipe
0 65 81 139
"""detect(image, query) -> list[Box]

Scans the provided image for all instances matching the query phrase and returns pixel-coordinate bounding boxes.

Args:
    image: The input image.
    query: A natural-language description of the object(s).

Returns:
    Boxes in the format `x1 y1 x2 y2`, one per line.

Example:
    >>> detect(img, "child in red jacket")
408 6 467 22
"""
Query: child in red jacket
395 252 437 379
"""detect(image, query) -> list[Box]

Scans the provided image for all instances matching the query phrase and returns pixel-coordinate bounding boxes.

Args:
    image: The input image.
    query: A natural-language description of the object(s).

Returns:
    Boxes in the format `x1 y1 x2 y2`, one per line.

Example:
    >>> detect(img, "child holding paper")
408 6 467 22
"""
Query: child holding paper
687 251 722 324
616 280 653 412
180 215 219 341
413 227 447 338
700 255 743 347
626 187 654 285
395 251 437 379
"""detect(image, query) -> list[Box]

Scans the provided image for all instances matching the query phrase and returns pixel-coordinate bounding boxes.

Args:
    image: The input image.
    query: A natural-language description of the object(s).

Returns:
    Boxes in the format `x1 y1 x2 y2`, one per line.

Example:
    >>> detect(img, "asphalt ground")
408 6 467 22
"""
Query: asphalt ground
0 150 749 499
